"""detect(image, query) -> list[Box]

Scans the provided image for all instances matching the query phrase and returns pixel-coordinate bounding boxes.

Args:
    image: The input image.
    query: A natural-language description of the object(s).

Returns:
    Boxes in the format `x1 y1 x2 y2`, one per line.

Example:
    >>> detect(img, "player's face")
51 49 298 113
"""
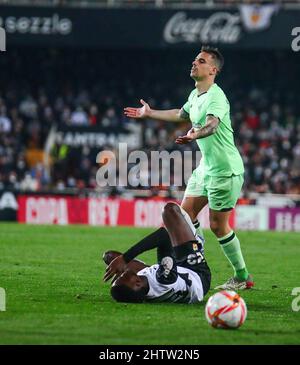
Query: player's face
114 269 146 291
190 52 218 81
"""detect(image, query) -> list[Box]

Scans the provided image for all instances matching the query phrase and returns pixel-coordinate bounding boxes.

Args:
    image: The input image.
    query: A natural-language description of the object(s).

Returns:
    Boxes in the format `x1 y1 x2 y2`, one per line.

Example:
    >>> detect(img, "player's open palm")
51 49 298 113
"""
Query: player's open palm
103 255 127 282
175 128 197 144
124 99 151 119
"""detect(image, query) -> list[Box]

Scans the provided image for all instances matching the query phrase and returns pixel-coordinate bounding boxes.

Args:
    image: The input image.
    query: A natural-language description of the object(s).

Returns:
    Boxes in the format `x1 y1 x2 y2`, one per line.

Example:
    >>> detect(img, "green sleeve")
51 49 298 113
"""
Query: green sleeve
182 100 190 114
206 90 228 121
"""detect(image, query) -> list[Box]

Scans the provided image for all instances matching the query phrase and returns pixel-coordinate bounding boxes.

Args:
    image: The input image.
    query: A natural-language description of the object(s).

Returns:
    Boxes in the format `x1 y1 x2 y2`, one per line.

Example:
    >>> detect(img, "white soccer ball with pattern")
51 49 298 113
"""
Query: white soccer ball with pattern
205 290 247 329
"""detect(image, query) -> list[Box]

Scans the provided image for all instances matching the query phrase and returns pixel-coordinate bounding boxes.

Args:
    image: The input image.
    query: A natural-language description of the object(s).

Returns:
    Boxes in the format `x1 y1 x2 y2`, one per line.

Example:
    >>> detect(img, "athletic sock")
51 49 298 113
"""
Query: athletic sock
193 219 205 242
218 231 249 281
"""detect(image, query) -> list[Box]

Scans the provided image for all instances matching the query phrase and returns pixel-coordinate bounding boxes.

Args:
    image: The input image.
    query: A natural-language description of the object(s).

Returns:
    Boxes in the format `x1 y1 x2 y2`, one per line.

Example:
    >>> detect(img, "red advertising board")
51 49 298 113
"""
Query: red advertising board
18 195 235 228
18 195 88 225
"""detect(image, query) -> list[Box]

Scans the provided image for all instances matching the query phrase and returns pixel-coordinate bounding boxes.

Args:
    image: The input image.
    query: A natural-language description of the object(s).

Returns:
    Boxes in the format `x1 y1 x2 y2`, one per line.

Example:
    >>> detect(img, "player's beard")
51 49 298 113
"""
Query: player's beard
191 73 203 82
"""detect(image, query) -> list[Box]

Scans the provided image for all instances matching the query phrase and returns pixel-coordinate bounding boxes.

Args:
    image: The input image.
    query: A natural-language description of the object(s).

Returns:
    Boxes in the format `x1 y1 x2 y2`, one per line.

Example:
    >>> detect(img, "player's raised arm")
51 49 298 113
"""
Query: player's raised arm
103 227 172 282
124 99 190 122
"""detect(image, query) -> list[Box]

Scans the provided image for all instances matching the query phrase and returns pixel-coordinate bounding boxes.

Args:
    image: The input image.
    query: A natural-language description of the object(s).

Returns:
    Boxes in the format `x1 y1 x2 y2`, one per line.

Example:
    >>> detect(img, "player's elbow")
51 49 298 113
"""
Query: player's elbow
177 108 190 122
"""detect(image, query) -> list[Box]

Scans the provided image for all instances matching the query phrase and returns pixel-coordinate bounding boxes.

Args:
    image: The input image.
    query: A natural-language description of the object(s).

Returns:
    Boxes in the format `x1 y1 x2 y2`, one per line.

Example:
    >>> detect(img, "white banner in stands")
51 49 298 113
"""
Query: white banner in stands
235 205 269 231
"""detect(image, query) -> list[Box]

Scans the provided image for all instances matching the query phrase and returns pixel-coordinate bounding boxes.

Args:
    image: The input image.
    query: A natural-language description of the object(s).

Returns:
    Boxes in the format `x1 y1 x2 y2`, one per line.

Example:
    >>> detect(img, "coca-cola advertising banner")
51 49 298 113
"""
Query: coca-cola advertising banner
0 5 298 49
17 195 235 228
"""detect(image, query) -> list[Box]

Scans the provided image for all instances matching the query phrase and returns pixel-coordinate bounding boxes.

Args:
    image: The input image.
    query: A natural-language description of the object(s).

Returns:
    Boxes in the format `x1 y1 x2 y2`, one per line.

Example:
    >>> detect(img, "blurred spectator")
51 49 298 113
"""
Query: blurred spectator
0 108 12 133
89 104 99 126
70 106 89 126
0 47 300 197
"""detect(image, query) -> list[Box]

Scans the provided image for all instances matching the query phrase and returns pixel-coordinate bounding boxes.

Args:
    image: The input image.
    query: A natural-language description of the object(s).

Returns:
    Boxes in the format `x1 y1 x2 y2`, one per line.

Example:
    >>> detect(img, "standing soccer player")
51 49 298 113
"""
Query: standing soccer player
124 46 253 290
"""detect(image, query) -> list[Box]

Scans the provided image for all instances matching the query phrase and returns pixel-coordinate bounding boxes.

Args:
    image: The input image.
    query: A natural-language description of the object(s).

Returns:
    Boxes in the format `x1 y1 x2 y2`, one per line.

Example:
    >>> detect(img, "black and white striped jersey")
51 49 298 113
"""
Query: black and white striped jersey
137 264 204 304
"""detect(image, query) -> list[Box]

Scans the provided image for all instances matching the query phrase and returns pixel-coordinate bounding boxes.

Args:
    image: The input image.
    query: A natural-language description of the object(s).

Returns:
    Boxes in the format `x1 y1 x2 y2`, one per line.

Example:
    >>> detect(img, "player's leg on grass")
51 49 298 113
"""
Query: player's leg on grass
209 208 253 290
162 202 197 246
181 196 207 243
206 174 253 290
160 202 201 276
162 202 211 295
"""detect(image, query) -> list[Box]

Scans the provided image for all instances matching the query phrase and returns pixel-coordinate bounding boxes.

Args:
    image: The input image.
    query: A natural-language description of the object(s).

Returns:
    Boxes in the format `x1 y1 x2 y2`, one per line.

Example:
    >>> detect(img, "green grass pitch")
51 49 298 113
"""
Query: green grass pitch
0 223 300 345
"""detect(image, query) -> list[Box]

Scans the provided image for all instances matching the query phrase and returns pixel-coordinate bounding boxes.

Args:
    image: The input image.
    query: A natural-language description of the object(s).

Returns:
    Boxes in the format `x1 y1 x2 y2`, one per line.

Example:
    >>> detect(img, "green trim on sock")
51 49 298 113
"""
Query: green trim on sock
217 230 234 242
193 220 204 240
219 231 248 279
219 232 235 245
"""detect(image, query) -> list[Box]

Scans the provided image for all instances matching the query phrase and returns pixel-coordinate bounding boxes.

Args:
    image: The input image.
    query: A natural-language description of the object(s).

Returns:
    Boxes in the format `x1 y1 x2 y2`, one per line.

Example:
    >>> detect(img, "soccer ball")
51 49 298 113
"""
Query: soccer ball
205 290 247 329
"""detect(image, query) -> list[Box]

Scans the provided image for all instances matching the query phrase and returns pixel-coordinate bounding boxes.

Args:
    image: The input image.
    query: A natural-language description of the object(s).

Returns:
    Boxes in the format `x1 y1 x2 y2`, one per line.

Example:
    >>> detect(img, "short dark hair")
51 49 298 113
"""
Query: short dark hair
110 284 147 303
201 45 224 74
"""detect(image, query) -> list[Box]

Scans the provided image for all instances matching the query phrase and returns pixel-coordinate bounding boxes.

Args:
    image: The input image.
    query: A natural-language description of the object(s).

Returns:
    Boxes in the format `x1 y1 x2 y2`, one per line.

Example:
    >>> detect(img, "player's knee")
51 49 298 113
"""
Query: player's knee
162 203 181 224
163 202 181 217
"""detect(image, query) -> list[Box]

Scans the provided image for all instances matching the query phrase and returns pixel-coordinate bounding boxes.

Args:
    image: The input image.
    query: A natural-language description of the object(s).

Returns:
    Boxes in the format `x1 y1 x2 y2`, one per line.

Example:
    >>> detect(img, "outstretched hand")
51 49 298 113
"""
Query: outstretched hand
175 128 198 144
103 255 127 283
124 99 151 119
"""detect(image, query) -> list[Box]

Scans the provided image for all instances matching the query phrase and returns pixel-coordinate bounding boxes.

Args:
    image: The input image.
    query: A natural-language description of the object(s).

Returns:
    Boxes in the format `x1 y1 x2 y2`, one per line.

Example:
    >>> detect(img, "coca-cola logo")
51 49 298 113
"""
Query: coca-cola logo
163 12 241 44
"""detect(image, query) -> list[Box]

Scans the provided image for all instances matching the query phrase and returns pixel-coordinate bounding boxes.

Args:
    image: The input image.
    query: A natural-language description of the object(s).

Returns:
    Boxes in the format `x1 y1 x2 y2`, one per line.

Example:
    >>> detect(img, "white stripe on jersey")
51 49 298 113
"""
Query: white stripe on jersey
137 264 204 304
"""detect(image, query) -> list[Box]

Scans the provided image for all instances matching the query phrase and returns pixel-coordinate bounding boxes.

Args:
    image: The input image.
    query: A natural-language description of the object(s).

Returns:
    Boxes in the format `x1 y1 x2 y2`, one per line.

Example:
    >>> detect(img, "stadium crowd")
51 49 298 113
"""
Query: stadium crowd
0 48 300 196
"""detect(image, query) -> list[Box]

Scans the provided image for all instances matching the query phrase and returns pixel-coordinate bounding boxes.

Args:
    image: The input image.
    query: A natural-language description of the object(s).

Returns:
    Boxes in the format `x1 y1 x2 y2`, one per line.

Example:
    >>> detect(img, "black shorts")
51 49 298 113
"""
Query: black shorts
174 240 211 296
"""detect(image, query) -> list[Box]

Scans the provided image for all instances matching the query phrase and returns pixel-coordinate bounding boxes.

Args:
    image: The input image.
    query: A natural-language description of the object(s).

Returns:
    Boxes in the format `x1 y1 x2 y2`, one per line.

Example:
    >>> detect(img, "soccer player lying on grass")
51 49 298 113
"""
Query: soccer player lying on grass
103 202 211 303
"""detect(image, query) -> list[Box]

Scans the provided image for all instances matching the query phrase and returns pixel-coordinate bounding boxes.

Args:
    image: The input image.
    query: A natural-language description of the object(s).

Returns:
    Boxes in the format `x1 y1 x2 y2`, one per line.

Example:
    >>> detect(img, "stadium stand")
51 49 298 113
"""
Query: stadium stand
1 48 300 196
